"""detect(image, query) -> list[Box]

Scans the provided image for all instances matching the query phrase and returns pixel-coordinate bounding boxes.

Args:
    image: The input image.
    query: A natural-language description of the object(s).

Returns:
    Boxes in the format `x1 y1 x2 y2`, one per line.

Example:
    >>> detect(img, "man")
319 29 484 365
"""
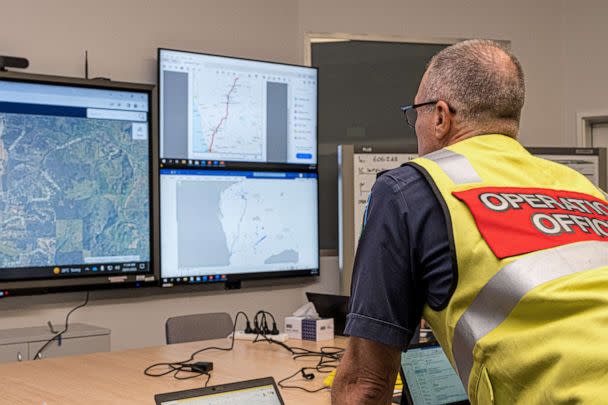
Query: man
332 39 608 404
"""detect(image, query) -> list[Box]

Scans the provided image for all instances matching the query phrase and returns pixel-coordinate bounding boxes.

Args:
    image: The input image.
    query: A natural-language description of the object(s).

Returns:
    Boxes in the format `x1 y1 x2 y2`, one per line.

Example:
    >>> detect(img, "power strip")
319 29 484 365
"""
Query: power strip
230 331 289 342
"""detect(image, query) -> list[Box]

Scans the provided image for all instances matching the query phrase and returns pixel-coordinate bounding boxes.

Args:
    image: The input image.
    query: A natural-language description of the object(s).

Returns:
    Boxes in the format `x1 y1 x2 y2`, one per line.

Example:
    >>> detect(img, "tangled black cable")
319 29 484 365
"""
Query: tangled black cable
252 310 279 335
33 291 90 360
275 347 343 393
250 312 345 393
144 311 249 384
144 310 345 393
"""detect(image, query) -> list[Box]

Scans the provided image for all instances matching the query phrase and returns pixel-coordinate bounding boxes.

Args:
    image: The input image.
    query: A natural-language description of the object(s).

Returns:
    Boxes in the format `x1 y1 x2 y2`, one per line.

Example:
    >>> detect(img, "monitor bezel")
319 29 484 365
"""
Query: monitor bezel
0 71 157 297
158 165 320 287
157 47 319 167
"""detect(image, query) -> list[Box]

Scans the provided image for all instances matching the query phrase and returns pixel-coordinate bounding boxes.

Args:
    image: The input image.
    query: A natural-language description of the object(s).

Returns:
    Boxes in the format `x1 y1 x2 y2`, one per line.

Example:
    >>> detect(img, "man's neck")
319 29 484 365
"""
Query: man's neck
446 128 512 147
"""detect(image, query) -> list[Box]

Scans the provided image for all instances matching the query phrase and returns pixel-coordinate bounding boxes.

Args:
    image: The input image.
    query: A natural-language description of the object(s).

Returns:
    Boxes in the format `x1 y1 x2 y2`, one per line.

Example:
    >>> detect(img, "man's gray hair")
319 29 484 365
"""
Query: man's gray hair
421 39 525 135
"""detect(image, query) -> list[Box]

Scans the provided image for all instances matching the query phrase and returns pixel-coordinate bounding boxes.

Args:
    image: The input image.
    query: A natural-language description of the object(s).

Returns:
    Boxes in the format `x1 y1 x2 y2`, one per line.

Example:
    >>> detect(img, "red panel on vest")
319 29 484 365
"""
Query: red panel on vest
452 187 608 259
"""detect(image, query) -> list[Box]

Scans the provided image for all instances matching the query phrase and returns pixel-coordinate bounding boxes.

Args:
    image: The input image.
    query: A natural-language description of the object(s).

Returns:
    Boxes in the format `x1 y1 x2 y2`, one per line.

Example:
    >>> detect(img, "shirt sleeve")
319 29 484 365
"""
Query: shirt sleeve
344 174 424 350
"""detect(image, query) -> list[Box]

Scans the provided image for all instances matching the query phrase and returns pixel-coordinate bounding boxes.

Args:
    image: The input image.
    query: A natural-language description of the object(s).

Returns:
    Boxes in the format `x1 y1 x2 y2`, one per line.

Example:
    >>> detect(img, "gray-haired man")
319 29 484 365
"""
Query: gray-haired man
332 39 608 404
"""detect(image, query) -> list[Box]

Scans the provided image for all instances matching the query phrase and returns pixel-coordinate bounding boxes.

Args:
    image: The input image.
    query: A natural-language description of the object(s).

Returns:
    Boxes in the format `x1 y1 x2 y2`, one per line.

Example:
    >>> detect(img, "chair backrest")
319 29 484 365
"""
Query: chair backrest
165 312 233 345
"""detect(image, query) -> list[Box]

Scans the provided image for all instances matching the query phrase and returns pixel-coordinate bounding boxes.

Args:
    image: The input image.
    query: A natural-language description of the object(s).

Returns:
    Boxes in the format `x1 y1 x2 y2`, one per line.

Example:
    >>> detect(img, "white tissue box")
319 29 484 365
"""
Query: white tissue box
284 317 334 341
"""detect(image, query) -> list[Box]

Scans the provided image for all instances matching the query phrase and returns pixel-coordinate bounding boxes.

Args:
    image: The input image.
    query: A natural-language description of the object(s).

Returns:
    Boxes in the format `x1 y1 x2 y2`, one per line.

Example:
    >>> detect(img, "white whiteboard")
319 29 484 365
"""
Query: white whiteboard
353 153 417 250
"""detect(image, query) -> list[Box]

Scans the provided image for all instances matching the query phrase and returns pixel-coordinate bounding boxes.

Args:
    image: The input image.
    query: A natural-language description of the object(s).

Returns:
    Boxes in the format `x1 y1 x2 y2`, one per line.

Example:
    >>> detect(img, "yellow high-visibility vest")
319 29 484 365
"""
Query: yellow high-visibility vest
408 134 608 404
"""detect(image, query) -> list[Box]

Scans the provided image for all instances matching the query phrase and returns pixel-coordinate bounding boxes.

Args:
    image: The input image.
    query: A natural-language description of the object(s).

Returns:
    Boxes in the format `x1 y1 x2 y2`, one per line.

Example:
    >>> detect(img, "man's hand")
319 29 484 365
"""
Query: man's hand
332 336 401 404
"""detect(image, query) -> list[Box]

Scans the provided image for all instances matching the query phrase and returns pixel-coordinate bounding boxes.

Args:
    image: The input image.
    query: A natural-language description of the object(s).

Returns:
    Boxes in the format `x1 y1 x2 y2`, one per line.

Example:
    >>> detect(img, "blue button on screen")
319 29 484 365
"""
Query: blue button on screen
296 153 313 159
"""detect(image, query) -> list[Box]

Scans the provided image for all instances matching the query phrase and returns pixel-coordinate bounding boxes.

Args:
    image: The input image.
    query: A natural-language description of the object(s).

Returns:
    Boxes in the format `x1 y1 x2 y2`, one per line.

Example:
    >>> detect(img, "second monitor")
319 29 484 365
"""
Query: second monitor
159 48 318 166
160 168 319 286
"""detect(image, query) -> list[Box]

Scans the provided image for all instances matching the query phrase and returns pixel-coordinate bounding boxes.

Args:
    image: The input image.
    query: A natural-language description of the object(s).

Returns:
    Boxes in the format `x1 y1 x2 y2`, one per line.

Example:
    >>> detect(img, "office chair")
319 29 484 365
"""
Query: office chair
165 312 233 344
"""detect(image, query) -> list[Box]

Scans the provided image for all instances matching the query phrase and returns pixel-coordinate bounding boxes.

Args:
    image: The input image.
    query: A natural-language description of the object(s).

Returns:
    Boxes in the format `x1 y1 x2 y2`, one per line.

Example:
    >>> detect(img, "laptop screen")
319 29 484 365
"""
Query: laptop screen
401 344 468 405
159 384 282 405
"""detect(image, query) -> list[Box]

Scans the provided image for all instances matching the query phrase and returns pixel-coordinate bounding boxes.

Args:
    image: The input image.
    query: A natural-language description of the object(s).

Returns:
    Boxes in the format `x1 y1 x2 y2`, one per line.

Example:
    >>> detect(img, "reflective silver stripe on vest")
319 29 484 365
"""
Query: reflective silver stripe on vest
452 241 608 389
424 149 482 184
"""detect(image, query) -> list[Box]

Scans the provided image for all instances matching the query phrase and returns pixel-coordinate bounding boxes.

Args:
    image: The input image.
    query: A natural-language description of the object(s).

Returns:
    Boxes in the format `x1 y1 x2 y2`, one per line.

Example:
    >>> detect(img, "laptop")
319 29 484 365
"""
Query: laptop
154 377 285 405
396 341 469 405
306 292 349 336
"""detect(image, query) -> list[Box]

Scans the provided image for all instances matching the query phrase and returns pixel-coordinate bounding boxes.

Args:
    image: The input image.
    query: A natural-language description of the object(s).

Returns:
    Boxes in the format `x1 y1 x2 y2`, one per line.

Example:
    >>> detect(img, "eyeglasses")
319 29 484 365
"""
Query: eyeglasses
400 100 439 128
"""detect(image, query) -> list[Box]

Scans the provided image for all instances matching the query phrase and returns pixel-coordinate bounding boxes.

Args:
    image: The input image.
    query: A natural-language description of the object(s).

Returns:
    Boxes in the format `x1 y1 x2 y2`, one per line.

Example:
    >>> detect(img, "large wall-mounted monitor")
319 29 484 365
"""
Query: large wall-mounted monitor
0 72 155 296
160 168 319 286
158 48 317 167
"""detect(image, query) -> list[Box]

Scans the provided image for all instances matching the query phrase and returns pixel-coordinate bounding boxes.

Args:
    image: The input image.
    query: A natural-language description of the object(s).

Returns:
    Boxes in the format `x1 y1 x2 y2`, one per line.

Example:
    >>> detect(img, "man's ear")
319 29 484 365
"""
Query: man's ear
433 100 452 142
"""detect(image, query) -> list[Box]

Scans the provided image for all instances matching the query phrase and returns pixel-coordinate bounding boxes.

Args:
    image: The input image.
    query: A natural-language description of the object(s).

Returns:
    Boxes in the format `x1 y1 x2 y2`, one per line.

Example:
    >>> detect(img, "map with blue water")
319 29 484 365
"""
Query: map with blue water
0 113 150 269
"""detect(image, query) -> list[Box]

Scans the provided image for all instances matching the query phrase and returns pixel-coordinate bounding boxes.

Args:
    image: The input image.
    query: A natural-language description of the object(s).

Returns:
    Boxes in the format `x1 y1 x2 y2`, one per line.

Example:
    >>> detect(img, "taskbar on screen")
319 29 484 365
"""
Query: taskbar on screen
161 268 318 288
162 273 228 287
0 261 151 282
159 158 317 172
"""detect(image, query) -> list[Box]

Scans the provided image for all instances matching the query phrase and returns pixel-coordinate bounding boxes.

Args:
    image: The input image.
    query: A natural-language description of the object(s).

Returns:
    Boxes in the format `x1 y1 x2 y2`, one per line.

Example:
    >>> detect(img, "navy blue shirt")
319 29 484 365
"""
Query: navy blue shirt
344 164 454 349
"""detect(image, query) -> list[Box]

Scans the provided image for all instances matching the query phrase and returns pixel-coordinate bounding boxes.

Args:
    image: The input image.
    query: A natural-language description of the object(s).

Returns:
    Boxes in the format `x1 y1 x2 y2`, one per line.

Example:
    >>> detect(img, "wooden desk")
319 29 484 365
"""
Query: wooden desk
0 336 348 405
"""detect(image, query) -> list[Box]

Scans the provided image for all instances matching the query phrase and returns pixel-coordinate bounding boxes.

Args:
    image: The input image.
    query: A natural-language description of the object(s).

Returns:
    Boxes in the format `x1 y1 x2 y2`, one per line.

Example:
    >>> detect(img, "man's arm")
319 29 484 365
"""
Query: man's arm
332 170 452 402
332 337 401 404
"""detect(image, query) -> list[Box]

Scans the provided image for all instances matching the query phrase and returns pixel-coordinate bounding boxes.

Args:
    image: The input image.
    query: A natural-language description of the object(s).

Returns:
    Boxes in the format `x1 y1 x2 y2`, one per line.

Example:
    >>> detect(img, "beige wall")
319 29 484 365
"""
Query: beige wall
0 0 604 351
562 0 608 145
0 0 300 81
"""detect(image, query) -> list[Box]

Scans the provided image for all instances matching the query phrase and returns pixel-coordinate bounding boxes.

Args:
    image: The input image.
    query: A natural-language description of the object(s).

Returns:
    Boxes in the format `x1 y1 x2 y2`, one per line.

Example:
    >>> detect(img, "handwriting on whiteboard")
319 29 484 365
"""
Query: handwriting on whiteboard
353 153 417 250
